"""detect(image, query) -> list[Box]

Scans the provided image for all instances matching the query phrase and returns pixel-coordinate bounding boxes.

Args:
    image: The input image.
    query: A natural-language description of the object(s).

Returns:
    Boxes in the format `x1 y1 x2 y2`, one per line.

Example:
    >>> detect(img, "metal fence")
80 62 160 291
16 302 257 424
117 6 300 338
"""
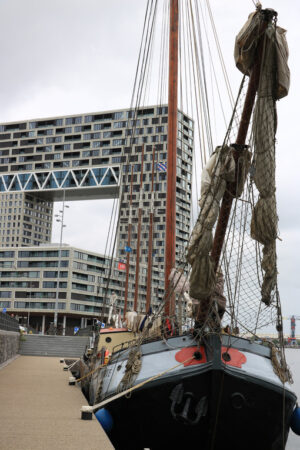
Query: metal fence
0 312 20 332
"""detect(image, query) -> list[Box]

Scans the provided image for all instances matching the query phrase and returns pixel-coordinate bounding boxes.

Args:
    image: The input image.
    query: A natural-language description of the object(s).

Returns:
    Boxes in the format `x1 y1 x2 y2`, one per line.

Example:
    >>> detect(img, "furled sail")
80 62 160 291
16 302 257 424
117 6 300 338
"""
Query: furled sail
187 144 250 323
235 10 290 305
234 7 290 99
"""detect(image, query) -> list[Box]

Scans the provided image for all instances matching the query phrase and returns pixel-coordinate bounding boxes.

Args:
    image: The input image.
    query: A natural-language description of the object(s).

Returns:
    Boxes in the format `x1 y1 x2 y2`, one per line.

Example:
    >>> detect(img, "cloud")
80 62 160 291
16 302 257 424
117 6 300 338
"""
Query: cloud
51 198 117 255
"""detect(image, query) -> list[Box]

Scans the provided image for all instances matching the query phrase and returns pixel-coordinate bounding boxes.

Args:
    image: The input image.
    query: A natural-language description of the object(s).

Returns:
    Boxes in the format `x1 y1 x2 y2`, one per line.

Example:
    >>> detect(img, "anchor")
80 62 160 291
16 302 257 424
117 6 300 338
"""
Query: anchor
169 383 208 425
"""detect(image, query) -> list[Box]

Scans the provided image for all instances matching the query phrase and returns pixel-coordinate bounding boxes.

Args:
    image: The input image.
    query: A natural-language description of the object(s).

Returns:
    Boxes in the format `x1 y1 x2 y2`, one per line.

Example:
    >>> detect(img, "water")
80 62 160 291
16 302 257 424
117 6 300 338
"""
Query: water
285 349 300 449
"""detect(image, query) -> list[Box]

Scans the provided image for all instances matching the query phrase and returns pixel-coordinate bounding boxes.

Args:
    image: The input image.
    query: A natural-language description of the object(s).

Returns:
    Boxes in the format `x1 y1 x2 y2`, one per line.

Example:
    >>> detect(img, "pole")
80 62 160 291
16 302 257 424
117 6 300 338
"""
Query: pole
54 190 66 331
165 0 178 316
123 166 134 319
145 145 156 312
133 144 145 312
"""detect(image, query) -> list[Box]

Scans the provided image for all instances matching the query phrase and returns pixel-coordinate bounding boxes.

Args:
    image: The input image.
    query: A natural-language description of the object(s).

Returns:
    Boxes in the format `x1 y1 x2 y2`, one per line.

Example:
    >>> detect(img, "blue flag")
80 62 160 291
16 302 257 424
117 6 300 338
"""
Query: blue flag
156 161 167 172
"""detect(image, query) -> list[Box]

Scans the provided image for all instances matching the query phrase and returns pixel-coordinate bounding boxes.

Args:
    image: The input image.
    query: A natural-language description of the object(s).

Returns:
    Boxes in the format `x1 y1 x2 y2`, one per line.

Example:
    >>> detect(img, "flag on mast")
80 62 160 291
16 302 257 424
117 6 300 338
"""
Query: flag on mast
118 262 126 270
156 161 167 172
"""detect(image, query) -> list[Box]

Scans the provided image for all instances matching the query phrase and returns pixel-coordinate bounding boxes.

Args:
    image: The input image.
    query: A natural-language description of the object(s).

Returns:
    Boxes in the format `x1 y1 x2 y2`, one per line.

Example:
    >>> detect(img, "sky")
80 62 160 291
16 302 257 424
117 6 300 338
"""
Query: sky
0 0 299 327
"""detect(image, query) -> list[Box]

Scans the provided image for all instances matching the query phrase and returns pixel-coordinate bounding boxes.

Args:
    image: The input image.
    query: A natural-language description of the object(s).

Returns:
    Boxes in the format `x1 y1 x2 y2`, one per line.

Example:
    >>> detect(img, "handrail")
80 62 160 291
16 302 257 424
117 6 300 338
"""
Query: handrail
0 312 19 333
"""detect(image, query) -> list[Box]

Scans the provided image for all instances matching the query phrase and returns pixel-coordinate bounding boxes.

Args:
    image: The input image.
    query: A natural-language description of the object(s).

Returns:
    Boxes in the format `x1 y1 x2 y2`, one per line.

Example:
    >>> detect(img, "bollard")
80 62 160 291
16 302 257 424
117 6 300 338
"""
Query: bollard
69 376 76 386
81 406 93 420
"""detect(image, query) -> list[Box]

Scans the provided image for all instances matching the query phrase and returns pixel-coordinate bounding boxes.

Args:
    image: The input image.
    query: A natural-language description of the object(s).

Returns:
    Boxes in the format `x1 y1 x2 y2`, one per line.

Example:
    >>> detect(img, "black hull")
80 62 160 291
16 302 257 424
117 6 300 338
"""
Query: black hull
100 335 296 450
106 366 295 449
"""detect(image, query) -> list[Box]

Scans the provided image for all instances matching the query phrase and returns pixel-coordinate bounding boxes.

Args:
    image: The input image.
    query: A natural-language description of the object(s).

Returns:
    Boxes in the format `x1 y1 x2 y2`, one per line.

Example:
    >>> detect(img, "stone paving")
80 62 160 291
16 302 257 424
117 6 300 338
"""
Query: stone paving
0 356 114 450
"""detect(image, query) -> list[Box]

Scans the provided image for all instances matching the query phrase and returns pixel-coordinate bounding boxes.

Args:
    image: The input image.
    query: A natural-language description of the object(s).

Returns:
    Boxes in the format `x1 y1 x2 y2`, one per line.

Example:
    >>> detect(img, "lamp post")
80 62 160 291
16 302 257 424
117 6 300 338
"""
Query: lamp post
53 191 69 333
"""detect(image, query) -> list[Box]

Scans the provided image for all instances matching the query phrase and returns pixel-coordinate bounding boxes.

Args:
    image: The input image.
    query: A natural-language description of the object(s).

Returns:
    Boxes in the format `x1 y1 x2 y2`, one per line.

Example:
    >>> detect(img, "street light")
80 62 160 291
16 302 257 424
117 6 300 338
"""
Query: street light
53 190 69 333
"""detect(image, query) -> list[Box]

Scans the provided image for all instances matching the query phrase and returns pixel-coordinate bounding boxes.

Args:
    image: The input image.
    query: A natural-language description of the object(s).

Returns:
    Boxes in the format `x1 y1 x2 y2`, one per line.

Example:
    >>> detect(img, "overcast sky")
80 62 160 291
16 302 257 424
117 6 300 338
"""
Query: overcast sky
0 0 299 326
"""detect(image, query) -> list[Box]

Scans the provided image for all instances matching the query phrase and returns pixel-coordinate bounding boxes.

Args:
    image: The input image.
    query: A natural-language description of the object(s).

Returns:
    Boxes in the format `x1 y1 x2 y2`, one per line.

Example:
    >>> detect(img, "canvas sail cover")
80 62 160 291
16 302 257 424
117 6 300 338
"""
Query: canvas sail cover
187 145 250 315
249 16 289 305
234 9 290 99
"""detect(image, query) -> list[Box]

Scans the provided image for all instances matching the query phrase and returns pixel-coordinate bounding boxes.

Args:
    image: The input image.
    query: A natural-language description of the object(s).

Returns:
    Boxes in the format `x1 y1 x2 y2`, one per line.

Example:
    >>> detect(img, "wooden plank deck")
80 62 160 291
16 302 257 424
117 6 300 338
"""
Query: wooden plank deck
0 356 114 450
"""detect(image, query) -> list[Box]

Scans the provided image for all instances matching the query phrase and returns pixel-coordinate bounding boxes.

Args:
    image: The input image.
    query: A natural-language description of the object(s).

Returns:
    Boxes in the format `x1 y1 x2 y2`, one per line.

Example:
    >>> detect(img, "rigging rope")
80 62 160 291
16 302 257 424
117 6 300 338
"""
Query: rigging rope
83 355 195 413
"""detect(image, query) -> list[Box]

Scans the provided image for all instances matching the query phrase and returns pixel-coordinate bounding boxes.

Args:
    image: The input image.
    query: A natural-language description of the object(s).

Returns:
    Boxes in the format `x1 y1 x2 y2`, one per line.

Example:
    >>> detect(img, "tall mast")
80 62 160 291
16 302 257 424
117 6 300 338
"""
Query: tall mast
123 165 134 319
210 9 277 271
145 145 156 312
134 144 145 311
165 0 179 316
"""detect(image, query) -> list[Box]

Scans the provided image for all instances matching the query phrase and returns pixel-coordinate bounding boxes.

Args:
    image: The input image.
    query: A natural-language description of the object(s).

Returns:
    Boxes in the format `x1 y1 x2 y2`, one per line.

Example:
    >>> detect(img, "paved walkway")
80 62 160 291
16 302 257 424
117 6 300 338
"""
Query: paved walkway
0 356 114 450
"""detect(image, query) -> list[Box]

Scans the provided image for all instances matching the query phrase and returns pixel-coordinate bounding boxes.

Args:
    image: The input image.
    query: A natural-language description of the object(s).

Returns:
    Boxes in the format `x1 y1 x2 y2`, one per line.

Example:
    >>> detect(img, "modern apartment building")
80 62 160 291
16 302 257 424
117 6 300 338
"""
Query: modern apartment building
0 192 53 247
0 106 193 329
0 245 165 334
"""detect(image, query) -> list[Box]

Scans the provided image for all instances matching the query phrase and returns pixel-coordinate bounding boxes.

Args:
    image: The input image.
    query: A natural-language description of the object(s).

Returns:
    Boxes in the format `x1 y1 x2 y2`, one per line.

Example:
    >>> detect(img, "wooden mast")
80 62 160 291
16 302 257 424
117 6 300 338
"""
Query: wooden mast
123 165 134 319
145 145 156 312
134 144 145 311
165 0 179 316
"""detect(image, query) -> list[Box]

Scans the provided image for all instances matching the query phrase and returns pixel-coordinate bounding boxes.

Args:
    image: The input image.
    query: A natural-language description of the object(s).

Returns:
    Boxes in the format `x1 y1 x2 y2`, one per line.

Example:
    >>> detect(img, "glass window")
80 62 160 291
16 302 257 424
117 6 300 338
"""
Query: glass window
0 251 14 258
43 281 67 288
0 291 11 298
28 271 40 278
0 301 10 308
113 139 125 146
113 111 124 120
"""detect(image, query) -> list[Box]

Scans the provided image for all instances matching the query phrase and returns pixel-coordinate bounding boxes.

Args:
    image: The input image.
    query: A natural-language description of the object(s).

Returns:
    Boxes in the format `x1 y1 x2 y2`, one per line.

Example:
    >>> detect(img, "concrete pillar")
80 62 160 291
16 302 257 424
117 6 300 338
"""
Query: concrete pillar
81 317 85 328
84 318 88 328
62 315 66 336
41 315 45 335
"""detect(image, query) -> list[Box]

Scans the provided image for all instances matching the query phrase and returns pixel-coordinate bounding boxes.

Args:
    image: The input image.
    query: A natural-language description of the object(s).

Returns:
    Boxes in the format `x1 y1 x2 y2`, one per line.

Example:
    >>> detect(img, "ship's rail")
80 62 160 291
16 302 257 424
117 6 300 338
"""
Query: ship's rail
112 338 138 355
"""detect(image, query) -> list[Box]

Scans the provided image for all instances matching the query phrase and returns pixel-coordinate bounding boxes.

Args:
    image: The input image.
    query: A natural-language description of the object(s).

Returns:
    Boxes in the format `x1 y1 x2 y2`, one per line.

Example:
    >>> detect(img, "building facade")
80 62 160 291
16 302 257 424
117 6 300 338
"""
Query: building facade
0 192 53 247
0 106 194 329
0 245 164 334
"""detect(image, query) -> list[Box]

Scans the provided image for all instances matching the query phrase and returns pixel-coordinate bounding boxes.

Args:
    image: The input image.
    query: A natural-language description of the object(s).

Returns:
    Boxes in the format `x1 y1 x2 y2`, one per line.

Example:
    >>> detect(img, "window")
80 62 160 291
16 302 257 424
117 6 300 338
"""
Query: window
113 139 125 146
113 111 124 120
0 251 14 258
0 301 10 308
0 291 11 298
43 281 67 288
66 116 82 125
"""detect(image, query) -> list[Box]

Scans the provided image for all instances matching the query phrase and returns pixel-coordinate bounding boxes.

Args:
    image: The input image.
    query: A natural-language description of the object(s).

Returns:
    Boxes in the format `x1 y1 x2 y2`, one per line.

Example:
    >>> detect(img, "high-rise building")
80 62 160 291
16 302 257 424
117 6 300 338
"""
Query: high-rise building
0 106 194 330
0 192 53 247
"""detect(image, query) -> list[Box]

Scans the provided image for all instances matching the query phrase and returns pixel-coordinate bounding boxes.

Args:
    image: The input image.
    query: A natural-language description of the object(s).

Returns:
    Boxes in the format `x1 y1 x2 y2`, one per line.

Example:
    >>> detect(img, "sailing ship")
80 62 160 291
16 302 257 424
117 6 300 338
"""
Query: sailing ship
80 2 300 449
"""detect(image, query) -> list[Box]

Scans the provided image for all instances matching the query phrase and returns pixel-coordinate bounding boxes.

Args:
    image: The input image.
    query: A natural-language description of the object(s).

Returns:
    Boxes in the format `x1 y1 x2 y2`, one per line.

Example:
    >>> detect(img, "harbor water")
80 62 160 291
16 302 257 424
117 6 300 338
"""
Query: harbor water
285 349 300 449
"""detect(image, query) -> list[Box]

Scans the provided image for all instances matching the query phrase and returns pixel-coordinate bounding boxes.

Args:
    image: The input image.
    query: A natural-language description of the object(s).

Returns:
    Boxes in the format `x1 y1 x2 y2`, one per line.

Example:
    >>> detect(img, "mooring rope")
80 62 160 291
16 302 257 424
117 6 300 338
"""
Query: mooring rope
75 362 107 384
83 355 195 413
64 359 80 371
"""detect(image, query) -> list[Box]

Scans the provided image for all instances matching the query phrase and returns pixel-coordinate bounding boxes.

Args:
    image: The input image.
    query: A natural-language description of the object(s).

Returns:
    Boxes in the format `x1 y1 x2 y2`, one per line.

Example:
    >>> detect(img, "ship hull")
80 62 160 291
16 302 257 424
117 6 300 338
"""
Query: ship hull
97 334 297 449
